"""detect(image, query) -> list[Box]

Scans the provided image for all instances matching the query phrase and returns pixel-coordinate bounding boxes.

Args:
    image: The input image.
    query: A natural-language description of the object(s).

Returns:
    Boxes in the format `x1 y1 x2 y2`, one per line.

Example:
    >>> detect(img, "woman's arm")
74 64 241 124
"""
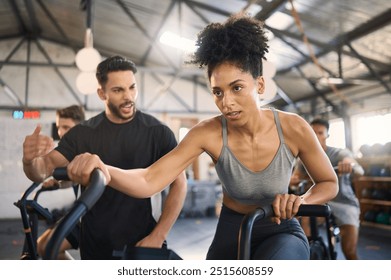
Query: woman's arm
67 124 206 198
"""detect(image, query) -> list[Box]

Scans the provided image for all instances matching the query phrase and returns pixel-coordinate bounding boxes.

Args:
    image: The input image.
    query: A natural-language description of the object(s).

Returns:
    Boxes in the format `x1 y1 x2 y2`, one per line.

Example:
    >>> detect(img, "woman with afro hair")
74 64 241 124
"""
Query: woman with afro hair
66 15 338 260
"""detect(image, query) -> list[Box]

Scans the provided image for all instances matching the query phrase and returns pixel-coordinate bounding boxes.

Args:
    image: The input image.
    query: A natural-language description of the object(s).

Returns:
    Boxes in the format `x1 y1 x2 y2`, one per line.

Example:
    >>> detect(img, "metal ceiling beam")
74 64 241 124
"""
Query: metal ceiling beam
0 77 24 106
7 0 28 34
295 66 341 116
333 8 391 46
347 43 391 95
139 0 177 65
276 86 302 112
34 39 83 105
268 26 390 72
272 32 336 77
0 37 26 71
145 73 194 112
253 0 287 20
0 60 75 68
183 1 210 24
116 0 178 70
36 0 75 51
38 35 83 51
23 0 41 36
182 0 231 16
278 8 391 73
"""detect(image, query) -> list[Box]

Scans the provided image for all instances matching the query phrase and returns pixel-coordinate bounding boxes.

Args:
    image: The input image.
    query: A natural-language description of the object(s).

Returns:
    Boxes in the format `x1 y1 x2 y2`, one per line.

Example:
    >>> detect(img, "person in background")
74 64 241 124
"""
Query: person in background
291 118 364 259
65 15 338 260
55 105 85 139
22 56 187 259
35 104 85 259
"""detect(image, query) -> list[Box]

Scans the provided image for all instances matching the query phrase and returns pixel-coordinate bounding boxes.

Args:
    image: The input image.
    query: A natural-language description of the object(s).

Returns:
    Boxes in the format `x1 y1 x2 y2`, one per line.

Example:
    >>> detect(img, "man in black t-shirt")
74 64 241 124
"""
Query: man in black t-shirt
22 56 187 259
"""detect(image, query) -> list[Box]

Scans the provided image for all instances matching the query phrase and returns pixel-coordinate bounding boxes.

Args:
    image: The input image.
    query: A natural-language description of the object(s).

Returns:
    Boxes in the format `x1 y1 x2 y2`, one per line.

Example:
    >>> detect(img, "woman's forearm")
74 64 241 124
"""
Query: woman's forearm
107 165 179 198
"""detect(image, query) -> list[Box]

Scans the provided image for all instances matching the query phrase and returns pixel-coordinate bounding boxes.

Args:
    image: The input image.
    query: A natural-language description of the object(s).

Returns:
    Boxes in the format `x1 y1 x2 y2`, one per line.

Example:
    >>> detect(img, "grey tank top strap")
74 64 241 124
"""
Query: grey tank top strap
270 107 285 144
221 116 228 146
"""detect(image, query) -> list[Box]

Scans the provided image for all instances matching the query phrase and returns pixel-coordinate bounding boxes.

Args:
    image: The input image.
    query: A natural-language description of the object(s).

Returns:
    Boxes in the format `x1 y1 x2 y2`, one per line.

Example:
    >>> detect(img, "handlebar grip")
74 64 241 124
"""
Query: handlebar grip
52 167 69 181
238 204 331 260
297 204 331 217
44 168 106 259
78 168 107 211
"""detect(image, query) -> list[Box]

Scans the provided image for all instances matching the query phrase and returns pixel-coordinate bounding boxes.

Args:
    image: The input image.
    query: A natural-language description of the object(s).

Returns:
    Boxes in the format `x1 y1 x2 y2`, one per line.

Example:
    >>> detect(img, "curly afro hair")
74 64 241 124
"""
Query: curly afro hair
188 15 269 80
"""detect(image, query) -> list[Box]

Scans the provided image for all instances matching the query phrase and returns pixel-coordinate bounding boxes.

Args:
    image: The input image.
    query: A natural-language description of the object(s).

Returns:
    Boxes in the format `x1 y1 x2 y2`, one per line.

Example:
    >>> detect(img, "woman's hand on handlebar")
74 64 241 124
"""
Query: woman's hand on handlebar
67 153 111 186
272 193 303 225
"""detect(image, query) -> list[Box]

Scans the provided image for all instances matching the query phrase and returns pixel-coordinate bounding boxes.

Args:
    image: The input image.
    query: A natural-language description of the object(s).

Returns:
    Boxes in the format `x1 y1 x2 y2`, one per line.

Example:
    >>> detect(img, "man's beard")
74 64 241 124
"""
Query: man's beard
108 101 136 121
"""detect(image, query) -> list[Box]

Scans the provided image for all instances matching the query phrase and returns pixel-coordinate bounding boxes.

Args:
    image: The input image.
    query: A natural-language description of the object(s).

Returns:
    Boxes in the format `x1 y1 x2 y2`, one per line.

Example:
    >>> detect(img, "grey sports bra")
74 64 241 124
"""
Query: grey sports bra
214 108 296 205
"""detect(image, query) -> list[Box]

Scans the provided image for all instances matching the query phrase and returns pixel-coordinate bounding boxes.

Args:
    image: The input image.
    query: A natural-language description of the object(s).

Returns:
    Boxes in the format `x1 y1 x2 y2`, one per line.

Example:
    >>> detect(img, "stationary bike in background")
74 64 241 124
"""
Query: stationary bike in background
14 177 75 260
14 179 58 259
289 180 339 260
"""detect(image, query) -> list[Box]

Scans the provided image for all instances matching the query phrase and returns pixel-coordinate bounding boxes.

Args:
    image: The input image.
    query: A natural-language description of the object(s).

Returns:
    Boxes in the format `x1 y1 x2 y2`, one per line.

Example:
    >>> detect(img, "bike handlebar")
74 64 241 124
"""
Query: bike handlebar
52 167 70 181
237 204 331 260
43 168 106 260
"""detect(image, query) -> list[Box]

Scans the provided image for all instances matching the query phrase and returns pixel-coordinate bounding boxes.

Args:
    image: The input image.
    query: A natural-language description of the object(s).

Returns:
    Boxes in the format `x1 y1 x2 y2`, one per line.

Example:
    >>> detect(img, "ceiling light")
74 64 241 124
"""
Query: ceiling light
159 31 197 53
266 11 293 29
75 28 101 72
318 77 344 86
76 71 98 95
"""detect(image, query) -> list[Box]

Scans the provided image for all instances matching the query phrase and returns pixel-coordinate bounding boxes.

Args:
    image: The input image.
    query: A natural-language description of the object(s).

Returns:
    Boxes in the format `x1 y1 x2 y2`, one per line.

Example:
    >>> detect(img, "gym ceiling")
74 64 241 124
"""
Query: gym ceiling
0 0 390 119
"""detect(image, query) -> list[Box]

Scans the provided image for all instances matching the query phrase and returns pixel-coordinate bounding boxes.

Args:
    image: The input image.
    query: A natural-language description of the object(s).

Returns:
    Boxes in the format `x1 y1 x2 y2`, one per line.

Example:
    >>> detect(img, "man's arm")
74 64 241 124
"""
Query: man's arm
135 171 187 248
338 149 365 176
23 124 68 182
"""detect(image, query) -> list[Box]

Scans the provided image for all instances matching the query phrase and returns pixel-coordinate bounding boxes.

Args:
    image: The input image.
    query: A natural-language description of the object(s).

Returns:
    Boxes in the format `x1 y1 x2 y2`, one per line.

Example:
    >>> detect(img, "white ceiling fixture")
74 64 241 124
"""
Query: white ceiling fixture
74 0 101 95
159 31 197 53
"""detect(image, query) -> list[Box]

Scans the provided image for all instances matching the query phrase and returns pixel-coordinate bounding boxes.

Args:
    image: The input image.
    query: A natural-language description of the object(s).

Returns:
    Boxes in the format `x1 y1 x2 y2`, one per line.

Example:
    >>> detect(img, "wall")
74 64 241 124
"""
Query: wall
0 110 75 218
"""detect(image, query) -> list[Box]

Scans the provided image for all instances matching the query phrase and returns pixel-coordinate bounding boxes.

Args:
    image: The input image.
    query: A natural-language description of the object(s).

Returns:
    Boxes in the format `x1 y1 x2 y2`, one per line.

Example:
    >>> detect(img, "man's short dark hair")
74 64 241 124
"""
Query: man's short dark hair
96 55 137 87
56 105 85 124
310 118 330 131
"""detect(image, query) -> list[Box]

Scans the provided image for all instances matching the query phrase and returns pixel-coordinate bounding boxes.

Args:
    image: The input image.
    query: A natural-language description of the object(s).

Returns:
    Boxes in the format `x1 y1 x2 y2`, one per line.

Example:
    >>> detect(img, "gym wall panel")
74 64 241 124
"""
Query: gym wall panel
0 113 62 219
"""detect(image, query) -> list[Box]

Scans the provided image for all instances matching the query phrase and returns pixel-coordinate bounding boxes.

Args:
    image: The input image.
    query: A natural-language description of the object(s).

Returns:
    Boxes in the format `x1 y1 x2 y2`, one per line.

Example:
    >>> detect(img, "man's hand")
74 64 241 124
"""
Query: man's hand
42 177 60 189
337 159 355 175
23 124 55 165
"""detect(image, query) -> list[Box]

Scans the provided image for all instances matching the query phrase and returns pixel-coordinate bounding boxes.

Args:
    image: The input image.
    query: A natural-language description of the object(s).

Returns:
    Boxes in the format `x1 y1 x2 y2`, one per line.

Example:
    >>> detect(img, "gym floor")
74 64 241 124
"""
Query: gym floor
1 217 391 260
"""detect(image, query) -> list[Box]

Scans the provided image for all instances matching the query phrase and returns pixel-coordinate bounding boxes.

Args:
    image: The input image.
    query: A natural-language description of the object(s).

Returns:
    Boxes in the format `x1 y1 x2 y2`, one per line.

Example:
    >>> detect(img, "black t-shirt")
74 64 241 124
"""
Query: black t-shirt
56 111 177 259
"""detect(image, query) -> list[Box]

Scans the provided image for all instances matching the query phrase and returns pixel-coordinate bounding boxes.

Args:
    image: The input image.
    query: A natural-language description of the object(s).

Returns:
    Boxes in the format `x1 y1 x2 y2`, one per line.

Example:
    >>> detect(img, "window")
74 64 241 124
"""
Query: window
325 111 391 155
328 118 346 149
352 112 391 154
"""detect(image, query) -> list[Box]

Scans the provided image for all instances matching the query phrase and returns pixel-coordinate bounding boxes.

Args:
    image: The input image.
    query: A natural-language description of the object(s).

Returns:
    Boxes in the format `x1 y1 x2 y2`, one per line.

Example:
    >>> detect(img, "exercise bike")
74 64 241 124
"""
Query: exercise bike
41 168 182 260
237 203 332 260
13 178 68 260
288 180 339 260
42 167 338 260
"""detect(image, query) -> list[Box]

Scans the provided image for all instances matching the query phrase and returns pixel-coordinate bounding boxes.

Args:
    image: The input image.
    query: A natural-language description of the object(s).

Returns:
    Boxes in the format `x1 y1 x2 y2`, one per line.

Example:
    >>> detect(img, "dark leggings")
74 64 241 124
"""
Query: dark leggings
206 205 310 260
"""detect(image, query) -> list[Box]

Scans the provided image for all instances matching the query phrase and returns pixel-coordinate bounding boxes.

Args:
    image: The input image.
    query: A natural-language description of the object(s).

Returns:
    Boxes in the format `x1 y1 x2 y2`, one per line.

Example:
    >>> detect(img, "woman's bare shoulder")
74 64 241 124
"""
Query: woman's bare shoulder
272 109 314 156
276 110 310 135
193 115 222 131
182 116 222 158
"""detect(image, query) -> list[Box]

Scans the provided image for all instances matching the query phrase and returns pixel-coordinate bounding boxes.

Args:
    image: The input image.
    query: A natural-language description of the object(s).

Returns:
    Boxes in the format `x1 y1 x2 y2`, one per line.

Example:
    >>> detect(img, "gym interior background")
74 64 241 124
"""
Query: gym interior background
0 0 390 259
